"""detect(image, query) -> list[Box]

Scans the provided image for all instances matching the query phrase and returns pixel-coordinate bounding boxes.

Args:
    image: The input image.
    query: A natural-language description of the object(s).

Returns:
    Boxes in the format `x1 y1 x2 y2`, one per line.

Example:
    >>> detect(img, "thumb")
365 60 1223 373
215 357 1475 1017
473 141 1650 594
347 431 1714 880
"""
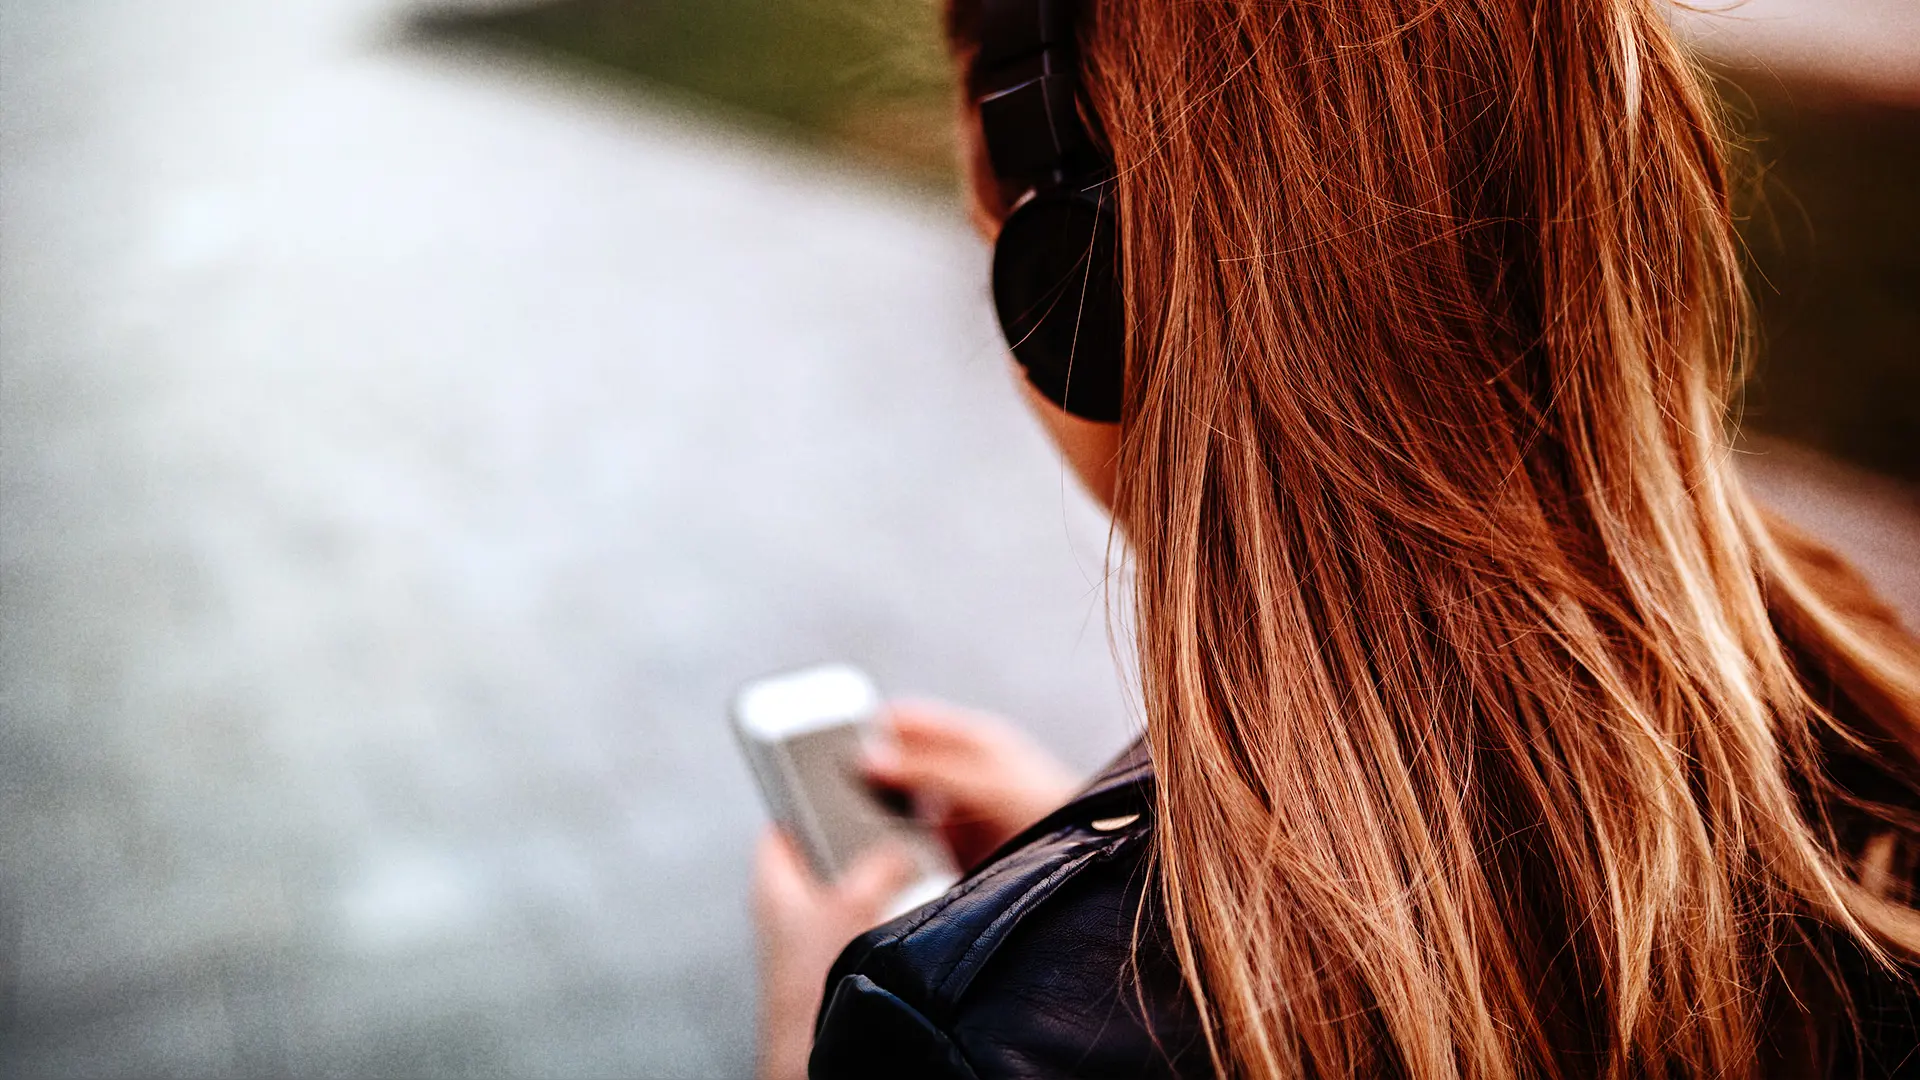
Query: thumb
753 828 816 912
834 843 921 913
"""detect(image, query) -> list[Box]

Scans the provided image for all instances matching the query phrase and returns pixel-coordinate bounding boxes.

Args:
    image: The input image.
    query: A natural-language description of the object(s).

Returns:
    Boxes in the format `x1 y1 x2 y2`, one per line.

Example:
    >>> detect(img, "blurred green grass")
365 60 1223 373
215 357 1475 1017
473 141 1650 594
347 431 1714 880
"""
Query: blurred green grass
415 1 1918 482
412 0 960 182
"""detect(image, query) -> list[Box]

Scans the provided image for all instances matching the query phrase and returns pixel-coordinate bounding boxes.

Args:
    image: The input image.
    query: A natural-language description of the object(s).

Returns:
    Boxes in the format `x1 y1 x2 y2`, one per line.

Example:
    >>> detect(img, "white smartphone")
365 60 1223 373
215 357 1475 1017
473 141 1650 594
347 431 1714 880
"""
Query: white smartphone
732 663 957 919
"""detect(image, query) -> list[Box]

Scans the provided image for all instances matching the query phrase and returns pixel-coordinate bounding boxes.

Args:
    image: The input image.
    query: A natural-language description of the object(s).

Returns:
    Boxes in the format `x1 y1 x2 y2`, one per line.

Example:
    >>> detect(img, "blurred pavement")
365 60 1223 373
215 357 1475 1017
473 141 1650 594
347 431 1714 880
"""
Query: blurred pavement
1 2 1914 1078
2 3 1130 1076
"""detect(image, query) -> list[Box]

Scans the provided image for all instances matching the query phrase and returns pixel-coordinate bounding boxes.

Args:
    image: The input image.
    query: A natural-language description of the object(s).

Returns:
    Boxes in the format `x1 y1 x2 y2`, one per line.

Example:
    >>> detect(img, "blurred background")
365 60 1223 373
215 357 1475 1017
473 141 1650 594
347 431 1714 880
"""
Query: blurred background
0 1 1913 1077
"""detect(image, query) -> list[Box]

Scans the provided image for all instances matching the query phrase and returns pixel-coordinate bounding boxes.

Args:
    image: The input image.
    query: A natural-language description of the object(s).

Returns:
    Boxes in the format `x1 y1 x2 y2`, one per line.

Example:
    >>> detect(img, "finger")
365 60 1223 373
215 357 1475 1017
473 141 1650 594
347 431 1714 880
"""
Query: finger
835 844 921 911
753 828 817 911
882 700 994 749
858 735 906 780
859 739 985 800
861 719 961 783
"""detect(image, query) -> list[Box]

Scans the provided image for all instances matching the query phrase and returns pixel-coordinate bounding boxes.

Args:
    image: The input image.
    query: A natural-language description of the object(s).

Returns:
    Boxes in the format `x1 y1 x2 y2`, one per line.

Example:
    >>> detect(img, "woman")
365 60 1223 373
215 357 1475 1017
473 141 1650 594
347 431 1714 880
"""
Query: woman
755 0 1920 1076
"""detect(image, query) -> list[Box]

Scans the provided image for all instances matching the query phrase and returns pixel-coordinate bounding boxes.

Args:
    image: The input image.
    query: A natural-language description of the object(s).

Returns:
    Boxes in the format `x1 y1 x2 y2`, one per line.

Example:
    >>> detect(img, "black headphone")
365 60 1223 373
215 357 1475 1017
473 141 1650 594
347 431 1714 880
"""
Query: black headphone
973 0 1124 424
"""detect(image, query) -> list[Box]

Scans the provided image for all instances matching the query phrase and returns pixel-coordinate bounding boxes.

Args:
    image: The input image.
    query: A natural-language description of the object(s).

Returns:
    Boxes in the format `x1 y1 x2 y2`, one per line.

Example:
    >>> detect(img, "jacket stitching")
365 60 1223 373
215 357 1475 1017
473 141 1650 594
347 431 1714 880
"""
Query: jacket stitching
875 824 1084 948
934 829 1139 1003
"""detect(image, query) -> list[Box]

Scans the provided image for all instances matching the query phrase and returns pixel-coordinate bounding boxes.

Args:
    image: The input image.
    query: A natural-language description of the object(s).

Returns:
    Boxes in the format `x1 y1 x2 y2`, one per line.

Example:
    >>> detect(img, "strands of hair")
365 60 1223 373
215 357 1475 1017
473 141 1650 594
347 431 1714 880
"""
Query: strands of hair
945 1 1920 1077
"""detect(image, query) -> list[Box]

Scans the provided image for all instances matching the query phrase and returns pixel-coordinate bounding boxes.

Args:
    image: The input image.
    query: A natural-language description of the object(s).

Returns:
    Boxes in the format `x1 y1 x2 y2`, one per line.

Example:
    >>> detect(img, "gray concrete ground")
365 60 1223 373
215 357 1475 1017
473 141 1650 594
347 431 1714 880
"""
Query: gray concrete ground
1 4 1131 1076
0 3 1914 1079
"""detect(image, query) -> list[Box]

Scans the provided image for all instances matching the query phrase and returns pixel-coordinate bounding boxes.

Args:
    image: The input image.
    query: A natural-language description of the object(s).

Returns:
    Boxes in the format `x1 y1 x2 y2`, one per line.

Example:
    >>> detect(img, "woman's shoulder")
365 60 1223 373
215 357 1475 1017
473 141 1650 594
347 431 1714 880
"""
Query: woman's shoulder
808 742 1210 1079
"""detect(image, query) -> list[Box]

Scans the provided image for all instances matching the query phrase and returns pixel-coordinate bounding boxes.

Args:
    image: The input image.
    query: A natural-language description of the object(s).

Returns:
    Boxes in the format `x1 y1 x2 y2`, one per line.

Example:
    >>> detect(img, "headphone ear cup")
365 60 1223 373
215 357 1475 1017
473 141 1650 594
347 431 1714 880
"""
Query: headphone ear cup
990 187 1124 423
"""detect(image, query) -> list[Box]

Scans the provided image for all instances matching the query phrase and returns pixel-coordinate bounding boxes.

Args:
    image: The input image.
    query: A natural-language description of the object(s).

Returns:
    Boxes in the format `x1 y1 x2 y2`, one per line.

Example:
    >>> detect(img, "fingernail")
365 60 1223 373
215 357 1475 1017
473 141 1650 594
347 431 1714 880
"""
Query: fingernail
861 741 899 771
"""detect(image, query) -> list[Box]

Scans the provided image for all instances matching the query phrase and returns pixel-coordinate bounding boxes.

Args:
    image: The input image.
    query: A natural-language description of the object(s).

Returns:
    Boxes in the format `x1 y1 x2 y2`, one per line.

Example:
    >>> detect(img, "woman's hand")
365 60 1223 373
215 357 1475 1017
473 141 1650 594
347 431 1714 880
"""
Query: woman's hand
752 830 917 1080
749 701 1079 1079
864 700 1083 871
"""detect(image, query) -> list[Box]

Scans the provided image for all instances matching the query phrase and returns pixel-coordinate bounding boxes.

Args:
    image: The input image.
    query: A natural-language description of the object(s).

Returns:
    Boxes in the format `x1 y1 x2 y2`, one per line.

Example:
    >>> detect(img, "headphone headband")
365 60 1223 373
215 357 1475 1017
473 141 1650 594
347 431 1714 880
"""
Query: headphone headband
973 0 1095 185
974 0 1126 424
976 0 1076 67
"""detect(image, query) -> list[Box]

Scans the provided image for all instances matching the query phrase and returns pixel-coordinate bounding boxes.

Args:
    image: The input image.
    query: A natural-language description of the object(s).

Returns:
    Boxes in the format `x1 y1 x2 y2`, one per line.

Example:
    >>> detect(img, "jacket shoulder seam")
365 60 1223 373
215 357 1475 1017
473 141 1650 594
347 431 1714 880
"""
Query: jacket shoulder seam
932 828 1143 1004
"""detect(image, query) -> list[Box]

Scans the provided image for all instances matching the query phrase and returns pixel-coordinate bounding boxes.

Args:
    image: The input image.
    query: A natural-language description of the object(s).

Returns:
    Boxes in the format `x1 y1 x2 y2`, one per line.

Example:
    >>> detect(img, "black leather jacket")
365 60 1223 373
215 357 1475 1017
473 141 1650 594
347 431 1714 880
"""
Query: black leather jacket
810 742 1208 1079
809 743 1920 1079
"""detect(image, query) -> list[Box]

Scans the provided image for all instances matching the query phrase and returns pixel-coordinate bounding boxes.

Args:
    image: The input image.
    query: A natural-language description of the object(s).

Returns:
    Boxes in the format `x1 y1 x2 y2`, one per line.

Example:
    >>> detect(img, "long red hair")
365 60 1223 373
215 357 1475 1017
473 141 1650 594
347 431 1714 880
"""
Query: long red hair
947 1 1920 1075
